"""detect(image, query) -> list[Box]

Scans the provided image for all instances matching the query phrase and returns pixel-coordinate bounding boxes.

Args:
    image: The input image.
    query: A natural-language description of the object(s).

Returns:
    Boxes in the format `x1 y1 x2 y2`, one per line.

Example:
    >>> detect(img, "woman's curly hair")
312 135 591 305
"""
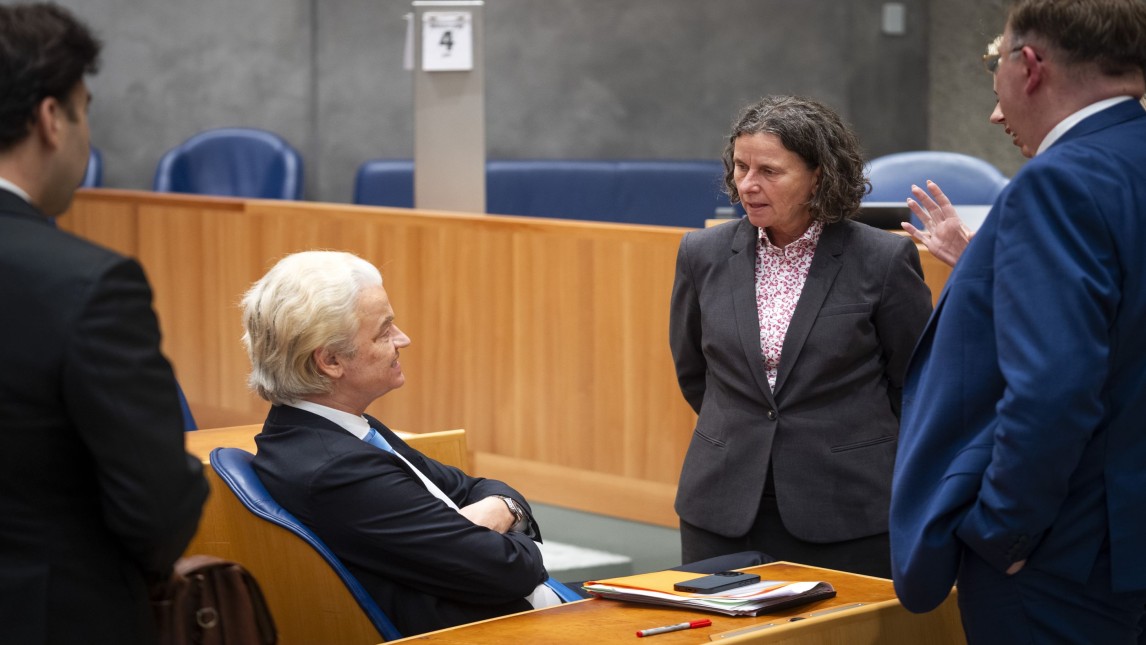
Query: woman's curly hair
721 95 870 224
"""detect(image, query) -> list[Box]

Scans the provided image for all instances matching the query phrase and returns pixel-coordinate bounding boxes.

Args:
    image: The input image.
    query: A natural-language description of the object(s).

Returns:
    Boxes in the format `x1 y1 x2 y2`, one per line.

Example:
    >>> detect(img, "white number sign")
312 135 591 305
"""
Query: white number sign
422 11 473 72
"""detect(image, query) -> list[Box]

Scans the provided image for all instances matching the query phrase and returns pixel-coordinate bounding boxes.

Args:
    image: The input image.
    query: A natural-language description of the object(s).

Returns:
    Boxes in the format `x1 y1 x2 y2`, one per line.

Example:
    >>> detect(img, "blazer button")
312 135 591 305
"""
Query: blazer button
766 409 777 421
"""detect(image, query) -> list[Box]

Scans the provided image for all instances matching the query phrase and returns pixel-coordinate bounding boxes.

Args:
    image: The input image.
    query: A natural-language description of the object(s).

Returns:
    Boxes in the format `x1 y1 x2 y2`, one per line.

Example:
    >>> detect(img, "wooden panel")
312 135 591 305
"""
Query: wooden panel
61 192 951 528
182 426 471 645
185 424 263 459
917 242 953 307
471 451 677 527
60 188 139 257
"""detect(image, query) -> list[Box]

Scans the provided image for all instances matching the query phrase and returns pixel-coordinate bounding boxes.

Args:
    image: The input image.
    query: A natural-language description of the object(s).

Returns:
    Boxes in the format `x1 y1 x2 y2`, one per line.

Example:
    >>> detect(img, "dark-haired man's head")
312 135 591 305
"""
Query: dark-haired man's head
0 3 101 215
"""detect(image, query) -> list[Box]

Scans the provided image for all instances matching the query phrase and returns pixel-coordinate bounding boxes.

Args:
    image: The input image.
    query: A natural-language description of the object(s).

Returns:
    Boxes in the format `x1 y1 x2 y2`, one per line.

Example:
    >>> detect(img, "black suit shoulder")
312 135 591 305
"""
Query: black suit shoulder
0 192 207 644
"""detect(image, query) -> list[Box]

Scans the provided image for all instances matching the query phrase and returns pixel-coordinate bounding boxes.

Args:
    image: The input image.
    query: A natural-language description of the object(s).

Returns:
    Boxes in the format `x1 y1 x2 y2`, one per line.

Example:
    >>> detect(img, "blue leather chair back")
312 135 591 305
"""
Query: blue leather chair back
81 147 102 188
352 159 736 227
866 151 1008 204
486 159 733 227
153 128 304 200
210 447 404 641
353 159 414 208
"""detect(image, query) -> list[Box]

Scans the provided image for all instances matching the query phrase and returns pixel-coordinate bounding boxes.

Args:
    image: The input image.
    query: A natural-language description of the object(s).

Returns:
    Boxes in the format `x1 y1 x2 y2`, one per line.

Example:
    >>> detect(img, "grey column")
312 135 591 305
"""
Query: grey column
412 1 485 213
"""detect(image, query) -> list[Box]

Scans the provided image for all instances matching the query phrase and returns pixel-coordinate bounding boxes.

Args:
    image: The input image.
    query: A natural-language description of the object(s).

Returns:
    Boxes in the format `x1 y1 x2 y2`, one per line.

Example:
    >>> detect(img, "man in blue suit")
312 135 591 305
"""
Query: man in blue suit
890 1 1146 642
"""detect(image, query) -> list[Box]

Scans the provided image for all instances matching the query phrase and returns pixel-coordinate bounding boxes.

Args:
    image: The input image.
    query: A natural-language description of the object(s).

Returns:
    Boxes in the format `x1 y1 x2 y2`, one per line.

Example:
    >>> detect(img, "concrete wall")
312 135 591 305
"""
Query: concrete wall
55 0 941 204
926 0 1026 177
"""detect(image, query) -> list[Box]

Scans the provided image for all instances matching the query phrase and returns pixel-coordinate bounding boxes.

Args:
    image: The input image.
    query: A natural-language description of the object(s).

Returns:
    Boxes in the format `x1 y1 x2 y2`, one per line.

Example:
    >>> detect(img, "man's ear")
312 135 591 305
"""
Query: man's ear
1021 46 1044 95
33 97 64 149
313 346 344 379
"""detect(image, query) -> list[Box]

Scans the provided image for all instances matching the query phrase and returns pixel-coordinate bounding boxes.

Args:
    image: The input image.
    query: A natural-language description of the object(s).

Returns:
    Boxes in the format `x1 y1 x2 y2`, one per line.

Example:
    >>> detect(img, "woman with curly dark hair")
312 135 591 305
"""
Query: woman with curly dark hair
669 95 932 578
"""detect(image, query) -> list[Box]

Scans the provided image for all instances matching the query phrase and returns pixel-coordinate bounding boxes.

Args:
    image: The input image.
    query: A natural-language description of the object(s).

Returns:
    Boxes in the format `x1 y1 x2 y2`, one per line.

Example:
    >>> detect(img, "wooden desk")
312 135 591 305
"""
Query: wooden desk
387 562 965 645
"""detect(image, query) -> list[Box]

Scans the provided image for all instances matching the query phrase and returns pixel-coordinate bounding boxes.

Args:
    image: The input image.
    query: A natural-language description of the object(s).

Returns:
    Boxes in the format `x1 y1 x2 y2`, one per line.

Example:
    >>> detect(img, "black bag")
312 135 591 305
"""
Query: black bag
151 554 277 645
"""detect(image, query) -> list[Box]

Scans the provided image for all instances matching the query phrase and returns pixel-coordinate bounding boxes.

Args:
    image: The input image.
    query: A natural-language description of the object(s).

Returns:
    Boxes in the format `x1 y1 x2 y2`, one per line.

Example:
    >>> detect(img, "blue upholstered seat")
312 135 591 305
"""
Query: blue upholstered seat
486 159 733 227
81 147 102 188
353 159 414 208
153 128 303 200
353 158 737 228
866 151 1008 205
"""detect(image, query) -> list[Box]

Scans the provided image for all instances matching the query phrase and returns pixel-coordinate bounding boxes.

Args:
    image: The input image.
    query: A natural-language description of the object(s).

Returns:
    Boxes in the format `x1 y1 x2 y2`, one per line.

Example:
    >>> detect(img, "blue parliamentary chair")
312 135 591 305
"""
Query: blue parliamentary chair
210 447 580 642
486 159 733 227
353 159 414 208
153 127 304 200
866 151 1008 205
352 158 736 228
81 147 102 188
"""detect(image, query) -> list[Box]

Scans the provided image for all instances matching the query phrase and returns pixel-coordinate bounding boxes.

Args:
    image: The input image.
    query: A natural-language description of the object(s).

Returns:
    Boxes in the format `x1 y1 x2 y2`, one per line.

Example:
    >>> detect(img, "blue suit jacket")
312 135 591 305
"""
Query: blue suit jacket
890 99 1146 613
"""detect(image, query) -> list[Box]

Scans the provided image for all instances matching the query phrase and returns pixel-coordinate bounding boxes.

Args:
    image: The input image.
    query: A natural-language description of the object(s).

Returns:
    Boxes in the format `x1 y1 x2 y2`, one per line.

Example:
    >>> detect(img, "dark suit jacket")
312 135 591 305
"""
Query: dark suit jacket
252 404 549 636
0 190 208 644
891 99 1146 613
671 218 931 542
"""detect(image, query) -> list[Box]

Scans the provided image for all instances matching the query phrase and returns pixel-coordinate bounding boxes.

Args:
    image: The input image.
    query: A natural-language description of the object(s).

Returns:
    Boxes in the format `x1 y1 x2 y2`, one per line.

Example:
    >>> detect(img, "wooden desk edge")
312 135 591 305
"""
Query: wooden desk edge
184 423 467 464
384 598 587 643
707 598 903 643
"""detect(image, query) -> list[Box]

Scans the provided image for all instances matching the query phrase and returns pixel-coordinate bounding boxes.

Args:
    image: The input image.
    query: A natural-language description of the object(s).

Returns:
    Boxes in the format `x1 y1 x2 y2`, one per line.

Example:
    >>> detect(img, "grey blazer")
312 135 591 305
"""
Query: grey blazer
670 217 931 543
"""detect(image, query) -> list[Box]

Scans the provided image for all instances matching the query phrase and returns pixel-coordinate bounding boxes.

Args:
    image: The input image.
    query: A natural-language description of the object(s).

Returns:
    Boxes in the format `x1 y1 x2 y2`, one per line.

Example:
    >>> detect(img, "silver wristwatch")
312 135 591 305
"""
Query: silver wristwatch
496 495 527 532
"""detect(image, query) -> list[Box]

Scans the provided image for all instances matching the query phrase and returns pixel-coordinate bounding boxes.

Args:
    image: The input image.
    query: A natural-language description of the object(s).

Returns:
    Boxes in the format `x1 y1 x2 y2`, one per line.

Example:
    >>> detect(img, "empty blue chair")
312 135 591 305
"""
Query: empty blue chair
153 127 303 200
352 158 734 227
866 151 1008 205
81 147 102 188
353 159 414 208
487 159 732 227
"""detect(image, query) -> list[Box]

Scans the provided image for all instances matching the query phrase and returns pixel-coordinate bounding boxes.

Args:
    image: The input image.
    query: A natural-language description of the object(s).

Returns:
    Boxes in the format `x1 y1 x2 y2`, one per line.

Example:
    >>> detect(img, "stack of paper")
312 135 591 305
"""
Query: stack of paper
582 570 836 617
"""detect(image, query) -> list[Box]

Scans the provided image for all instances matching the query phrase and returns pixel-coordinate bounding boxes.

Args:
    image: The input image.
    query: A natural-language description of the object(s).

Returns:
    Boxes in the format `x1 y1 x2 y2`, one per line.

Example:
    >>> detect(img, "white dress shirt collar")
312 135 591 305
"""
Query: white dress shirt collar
0 176 32 203
1037 96 1136 155
287 399 371 439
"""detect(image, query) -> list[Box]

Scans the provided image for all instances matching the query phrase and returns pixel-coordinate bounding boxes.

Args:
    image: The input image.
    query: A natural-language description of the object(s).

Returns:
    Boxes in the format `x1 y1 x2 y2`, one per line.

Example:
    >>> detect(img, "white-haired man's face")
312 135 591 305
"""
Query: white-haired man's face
315 284 411 414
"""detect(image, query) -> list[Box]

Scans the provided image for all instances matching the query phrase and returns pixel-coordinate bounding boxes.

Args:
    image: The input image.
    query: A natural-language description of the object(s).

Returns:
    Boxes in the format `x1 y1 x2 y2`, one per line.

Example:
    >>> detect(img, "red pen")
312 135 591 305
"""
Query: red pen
636 618 712 637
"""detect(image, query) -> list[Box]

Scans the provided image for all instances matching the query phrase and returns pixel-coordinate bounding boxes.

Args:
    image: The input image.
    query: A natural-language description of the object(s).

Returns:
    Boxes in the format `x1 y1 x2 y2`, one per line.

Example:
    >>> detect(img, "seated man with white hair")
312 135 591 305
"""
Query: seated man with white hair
242 250 559 636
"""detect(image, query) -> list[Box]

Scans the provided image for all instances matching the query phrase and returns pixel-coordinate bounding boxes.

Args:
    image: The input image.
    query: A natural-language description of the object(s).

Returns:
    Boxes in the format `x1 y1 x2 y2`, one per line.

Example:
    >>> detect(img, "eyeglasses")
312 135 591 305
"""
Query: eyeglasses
982 44 1025 74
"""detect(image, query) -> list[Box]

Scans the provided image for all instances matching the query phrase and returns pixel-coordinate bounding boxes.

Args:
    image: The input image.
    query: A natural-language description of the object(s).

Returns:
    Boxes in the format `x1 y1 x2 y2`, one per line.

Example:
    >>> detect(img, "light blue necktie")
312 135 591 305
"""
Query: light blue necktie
363 427 395 453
